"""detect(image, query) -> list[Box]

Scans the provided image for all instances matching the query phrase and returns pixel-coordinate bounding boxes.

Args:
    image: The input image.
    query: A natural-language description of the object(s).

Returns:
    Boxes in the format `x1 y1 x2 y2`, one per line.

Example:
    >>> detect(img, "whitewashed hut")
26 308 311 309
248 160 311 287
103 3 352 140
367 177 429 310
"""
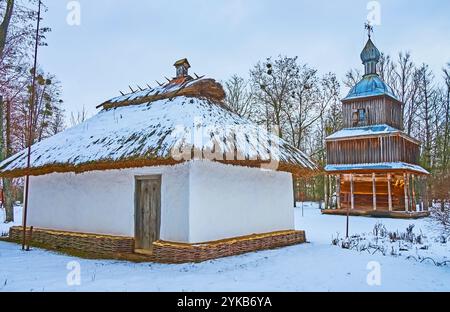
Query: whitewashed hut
0 59 317 262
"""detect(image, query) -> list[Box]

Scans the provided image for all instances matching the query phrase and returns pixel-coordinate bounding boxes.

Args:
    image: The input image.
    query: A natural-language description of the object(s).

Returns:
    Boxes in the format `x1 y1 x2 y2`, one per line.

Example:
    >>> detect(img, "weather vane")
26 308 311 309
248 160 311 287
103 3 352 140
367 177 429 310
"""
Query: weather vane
365 22 374 39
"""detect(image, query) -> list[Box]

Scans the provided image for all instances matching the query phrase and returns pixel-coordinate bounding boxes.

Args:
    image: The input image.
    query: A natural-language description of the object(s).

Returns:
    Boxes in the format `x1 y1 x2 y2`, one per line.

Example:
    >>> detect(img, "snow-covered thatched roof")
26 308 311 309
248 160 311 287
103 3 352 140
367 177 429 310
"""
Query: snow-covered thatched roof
0 79 317 178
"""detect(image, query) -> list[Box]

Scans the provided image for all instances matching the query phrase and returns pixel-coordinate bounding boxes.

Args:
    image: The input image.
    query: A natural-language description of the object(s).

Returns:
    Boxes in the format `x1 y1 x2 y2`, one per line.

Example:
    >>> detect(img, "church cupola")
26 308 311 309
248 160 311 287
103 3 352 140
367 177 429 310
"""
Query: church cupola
360 23 380 76
361 39 381 76
174 58 191 78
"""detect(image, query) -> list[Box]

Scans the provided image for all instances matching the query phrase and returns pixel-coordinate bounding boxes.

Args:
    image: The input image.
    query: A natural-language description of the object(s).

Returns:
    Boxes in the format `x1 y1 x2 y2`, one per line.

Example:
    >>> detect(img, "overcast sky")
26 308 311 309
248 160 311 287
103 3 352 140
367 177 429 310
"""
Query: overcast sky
35 0 450 119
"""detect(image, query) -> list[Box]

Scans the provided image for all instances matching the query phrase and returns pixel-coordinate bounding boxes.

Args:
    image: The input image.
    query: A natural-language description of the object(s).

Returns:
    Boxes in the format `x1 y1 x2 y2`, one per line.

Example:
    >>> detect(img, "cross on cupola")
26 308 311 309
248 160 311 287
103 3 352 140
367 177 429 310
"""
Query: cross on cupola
365 22 374 39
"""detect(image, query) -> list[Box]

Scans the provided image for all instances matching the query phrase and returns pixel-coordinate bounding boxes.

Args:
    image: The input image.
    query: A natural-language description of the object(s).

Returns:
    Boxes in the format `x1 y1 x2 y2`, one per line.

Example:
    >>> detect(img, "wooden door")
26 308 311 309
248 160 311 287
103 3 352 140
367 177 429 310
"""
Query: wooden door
135 176 161 251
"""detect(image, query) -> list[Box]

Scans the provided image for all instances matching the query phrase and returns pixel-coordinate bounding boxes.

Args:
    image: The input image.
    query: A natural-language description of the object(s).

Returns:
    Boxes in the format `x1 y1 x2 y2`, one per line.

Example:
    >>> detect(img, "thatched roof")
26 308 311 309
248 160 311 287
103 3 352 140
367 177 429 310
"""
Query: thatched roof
0 78 318 178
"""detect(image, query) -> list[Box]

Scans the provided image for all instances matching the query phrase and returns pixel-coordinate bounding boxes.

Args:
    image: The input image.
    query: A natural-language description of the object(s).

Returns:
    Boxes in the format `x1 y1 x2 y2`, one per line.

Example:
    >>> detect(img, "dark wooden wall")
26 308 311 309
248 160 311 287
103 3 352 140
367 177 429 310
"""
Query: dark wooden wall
327 135 420 165
342 96 403 129
340 174 406 211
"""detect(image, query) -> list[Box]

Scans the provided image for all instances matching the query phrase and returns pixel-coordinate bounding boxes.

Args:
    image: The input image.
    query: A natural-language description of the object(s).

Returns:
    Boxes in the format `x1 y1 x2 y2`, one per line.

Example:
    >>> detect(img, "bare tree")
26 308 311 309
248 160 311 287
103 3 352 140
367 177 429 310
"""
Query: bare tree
0 0 14 59
224 75 255 119
250 56 300 138
344 69 362 89
0 1 63 223
442 64 450 170
378 53 397 88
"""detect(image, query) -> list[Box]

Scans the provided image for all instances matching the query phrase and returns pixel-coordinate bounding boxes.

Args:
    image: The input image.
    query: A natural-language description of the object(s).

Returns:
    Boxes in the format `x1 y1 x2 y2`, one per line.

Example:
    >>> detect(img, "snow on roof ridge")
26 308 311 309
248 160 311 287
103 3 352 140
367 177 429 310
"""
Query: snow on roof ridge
98 77 226 110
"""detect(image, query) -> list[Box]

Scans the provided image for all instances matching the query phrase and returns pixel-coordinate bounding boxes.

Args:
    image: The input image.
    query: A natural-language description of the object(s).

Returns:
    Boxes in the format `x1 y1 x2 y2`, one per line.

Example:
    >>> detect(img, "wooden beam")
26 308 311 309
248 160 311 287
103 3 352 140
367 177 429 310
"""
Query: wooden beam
419 176 424 212
372 173 377 211
324 174 329 210
350 174 355 210
329 175 333 208
387 173 393 212
336 175 341 210
404 173 409 212
411 174 416 212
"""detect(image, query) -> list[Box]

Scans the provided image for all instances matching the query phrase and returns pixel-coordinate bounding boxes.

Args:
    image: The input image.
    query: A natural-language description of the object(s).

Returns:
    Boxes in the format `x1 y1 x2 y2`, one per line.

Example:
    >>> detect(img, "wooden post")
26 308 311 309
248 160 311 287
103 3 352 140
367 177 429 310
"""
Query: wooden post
324 174 329 210
420 176 424 212
387 173 393 212
411 174 417 212
329 175 333 208
336 175 341 210
293 176 297 208
22 0 42 251
404 173 409 212
425 175 429 211
372 173 377 211
350 174 355 210
26 226 34 251
346 174 353 239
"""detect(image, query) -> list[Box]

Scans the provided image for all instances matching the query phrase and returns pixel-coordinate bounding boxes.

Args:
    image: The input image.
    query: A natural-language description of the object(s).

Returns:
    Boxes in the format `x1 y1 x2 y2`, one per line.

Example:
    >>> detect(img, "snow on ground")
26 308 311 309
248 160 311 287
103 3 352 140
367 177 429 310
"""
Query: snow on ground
0 204 449 292
0 206 22 236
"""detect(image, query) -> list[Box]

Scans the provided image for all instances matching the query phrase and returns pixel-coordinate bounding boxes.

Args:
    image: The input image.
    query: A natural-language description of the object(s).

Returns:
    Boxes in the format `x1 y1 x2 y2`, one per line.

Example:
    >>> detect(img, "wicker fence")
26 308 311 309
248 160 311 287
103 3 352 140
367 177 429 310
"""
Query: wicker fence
8 227 306 263
152 230 307 263
9 227 135 254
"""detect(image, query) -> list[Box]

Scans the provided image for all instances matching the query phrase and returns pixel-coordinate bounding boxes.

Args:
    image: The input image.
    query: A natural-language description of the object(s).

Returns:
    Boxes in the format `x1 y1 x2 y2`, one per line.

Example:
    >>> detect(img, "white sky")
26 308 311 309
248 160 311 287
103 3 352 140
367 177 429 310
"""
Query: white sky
34 0 450 120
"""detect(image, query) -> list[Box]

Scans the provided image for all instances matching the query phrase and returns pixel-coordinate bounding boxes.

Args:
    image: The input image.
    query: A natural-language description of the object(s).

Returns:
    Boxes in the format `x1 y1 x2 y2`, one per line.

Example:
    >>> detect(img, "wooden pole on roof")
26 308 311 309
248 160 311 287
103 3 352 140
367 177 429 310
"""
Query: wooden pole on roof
22 0 42 251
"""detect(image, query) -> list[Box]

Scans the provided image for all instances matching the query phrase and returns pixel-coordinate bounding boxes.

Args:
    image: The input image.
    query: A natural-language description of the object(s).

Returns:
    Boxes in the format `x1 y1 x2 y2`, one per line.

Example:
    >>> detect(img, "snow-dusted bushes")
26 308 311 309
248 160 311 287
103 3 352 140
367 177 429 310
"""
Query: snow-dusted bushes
430 203 450 239
332 222 449 266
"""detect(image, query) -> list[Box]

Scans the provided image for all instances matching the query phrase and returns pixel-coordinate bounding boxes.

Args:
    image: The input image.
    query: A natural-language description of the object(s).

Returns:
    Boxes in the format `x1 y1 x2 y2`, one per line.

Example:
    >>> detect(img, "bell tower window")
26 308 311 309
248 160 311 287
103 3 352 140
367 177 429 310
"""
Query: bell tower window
353 109 367 126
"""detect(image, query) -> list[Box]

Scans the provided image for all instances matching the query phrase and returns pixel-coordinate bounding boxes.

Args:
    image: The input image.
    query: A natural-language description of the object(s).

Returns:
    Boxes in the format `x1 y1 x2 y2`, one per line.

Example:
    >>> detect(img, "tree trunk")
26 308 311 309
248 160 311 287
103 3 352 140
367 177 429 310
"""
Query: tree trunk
0 0 15 59
3 178 14 222
3 99 14 223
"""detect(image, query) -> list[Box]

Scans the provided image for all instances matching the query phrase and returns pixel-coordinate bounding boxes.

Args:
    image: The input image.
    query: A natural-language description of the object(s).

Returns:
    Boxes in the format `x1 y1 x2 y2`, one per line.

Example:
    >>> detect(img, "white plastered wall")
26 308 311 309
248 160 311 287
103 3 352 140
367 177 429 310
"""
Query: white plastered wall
27 161 295 244
28 163 190 242
188 161 294 243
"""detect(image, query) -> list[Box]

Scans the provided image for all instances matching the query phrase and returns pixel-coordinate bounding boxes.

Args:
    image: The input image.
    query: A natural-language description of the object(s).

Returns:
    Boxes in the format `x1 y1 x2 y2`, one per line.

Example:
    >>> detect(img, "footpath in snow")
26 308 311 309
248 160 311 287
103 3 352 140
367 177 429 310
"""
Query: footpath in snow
0 203 449 292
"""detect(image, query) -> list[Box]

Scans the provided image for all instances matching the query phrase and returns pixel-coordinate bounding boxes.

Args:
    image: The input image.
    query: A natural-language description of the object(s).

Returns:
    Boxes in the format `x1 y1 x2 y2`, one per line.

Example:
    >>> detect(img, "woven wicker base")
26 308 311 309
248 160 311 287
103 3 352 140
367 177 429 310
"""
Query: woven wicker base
8 227 135 254
8 227 306 263
152 230 306 263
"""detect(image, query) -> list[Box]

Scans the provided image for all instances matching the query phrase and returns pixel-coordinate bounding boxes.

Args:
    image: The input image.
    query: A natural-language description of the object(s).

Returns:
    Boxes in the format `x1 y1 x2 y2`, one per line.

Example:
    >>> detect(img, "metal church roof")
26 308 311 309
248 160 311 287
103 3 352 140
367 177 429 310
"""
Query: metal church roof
343 74 398 101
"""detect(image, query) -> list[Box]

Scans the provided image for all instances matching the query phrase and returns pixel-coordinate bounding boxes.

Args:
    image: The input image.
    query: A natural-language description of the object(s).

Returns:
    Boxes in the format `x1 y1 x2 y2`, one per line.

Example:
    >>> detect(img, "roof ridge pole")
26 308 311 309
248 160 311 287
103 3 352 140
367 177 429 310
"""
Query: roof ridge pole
22 0 42 251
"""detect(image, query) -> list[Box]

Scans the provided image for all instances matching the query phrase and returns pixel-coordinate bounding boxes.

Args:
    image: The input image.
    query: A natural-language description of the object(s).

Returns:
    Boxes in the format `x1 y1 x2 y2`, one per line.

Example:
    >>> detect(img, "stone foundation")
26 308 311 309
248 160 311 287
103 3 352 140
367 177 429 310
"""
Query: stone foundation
8 227 306 263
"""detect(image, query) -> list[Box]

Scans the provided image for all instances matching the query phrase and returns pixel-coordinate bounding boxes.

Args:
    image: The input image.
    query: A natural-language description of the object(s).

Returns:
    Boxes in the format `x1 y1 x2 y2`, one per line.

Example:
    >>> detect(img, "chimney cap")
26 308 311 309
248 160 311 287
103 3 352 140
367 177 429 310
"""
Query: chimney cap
174 58 191 68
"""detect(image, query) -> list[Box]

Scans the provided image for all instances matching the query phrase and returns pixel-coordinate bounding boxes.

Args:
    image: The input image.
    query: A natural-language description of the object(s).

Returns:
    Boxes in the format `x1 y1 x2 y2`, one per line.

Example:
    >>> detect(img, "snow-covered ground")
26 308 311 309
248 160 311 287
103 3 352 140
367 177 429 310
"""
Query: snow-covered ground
0 203 449 292
0 206 22 236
